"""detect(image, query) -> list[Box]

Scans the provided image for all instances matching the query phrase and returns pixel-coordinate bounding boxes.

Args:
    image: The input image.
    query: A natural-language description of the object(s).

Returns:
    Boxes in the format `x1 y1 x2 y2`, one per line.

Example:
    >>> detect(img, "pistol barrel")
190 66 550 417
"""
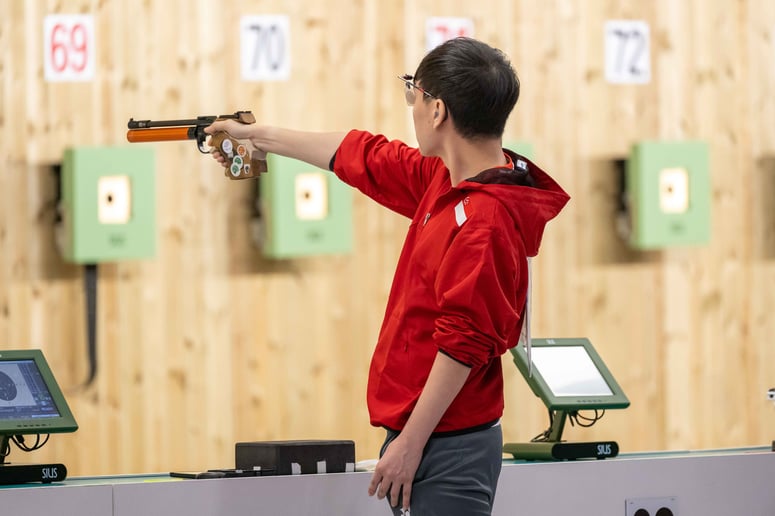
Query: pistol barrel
126 127 197 143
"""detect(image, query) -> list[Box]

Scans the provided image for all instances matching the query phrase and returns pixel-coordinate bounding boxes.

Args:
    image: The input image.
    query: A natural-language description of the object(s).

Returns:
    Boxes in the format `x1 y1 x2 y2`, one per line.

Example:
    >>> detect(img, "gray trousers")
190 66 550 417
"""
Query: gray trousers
379 423 503 516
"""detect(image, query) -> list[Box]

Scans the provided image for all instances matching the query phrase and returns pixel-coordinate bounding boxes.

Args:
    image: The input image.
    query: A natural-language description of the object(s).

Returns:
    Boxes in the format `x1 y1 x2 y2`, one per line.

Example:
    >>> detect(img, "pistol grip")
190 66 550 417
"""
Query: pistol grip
210 132 268 179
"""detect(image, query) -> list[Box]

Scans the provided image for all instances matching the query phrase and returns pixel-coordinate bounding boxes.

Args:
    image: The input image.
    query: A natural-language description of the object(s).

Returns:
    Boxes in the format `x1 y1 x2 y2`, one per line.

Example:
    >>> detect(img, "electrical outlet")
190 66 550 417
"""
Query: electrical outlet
625 496 677 516
295 172 328 221
98 175 132 224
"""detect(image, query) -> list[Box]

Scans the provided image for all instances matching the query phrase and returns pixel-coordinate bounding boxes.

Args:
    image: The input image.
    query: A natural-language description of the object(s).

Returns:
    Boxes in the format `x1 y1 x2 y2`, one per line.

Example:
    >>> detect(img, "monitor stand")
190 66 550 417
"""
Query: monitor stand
0 436 68 485
503 410 620 461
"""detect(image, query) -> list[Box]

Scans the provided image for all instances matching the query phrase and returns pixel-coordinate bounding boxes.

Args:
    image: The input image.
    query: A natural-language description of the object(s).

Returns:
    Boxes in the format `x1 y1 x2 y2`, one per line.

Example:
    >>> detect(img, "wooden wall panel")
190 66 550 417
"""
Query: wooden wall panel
1 0 774 476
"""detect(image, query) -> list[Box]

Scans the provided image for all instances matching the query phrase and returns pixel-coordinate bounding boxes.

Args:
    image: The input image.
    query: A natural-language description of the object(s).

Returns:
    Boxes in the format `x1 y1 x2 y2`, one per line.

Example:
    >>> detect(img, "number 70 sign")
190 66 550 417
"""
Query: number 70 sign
44 14 95 82
241 15 291 82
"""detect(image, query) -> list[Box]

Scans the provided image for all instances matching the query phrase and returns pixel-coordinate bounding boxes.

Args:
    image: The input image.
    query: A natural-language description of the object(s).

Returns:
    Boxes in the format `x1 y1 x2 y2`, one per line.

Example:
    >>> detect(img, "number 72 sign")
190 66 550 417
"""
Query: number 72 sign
605 20 651 84
425 17 474 52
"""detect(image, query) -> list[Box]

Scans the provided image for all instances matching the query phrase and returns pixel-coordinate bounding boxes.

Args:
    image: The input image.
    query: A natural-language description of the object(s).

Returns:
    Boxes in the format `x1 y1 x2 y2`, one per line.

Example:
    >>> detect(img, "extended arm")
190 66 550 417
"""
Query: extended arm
205 120 347 171
369 351 471 511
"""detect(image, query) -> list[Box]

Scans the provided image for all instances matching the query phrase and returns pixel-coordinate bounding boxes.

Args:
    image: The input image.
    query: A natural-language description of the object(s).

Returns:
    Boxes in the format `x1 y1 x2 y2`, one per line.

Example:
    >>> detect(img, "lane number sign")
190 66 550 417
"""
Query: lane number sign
605 20 651 84
425 17 474 52
44 14 95 82
241 15 291 81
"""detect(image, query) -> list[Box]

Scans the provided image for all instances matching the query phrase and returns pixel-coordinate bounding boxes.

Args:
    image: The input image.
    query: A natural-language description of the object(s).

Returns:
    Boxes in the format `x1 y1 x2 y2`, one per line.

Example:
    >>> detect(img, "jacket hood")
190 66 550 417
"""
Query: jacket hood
459 149 570 257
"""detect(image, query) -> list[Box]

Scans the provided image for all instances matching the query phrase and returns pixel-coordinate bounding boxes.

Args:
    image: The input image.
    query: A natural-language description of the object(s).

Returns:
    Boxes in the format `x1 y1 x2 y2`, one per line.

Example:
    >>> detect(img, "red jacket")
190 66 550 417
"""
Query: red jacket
333 130 570 432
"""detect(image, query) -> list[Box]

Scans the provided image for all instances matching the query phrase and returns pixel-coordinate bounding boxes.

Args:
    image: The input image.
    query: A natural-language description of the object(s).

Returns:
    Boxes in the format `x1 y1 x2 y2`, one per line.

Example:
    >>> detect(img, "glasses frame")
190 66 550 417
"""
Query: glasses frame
397 74 435 106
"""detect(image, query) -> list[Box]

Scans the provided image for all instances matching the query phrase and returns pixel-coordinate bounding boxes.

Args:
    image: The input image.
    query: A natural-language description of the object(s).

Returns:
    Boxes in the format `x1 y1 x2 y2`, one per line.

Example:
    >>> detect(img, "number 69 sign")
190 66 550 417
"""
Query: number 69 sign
44 14 95 82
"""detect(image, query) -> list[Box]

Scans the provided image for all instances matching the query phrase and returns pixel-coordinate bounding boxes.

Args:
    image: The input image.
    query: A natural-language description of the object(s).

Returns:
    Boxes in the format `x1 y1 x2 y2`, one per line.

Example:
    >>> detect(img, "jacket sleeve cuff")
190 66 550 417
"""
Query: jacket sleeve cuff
438 348 473 368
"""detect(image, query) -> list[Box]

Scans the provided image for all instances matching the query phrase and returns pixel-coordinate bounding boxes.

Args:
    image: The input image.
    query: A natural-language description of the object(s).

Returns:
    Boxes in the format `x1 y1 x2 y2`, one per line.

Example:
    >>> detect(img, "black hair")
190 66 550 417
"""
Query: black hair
414 37 520 139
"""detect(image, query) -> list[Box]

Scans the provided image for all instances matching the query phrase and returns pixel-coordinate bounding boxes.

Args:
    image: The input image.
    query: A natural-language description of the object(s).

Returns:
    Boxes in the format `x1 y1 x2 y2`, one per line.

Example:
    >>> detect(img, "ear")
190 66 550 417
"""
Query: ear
432 99 447 128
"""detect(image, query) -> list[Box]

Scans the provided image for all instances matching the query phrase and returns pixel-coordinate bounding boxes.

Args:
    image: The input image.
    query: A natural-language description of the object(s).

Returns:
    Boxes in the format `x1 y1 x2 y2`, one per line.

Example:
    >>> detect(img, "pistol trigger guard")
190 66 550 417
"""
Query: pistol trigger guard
197 137 210 154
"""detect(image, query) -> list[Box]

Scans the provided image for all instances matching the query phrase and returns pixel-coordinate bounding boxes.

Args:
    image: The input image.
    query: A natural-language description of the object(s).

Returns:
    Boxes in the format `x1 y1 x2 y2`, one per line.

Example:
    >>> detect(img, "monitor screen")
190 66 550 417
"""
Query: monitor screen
0 350 78 436
510 338 629 411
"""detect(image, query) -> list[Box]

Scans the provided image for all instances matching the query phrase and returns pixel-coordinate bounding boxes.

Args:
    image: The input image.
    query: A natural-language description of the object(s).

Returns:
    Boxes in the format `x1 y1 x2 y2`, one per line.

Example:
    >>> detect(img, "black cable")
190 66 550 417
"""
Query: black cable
568 409 606 428
530 409 554 442
11 434 50 452
0 437 10 460
530 409 607 442
83 264 99 387
50 165 98 390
